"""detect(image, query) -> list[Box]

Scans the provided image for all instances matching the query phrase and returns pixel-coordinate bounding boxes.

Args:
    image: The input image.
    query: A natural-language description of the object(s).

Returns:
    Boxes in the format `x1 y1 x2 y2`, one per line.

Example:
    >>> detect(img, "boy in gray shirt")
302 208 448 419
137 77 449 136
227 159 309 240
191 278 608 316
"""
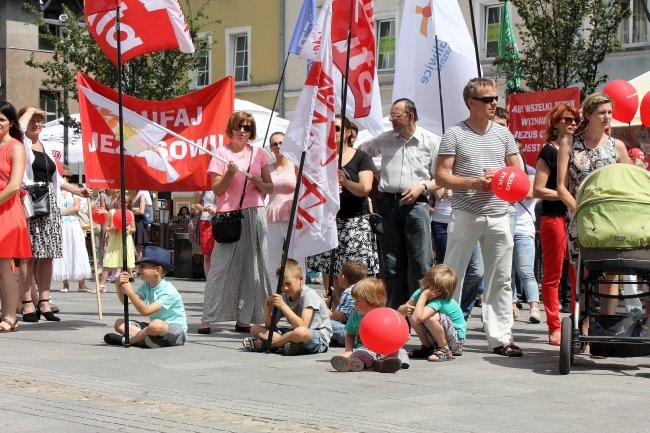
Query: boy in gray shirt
243 259 332 355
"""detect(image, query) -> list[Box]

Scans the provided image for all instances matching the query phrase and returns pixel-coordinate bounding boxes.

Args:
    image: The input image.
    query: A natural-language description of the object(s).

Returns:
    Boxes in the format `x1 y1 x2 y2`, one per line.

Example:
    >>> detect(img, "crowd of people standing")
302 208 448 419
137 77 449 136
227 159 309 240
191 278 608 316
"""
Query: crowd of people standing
1 77 644 363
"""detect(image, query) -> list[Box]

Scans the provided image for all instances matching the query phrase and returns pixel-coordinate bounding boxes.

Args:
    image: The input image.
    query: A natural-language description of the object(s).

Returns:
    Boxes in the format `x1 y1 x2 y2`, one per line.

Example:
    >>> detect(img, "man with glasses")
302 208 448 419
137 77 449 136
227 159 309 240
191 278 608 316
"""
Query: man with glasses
359 98 440 309
435 78 523 357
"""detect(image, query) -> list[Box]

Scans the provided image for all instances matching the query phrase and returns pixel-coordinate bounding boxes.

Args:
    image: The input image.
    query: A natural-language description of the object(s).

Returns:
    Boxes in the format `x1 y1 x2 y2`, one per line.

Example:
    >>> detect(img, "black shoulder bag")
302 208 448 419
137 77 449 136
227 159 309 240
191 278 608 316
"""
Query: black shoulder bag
24 152 51 219
211 147 254 243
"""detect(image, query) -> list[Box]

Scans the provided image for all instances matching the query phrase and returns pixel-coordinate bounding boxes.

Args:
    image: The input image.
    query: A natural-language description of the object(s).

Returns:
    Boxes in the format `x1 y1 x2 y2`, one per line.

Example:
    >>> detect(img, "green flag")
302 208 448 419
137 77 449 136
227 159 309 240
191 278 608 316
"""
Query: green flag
497 1 520 92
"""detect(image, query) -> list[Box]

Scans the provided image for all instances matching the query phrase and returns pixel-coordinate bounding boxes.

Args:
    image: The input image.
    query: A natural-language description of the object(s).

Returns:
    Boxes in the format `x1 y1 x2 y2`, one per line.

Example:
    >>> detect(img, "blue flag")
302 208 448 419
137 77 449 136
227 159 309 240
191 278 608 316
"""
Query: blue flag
288 0 316 55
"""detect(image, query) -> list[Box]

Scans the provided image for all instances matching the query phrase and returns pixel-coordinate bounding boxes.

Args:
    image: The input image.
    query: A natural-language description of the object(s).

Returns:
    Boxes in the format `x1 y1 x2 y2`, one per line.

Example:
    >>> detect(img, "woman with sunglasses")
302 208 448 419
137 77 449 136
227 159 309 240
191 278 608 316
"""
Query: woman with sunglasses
533 103 579 345
265 131 299 291
17 107 91 322
557 94 629 348
199 112 273 334
0 101 31 333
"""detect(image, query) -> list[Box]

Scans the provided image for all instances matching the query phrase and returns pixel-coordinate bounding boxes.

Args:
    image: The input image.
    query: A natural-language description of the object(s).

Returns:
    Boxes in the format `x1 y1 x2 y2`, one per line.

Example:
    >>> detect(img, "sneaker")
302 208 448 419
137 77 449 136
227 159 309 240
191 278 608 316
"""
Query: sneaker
330 355 365 372
144 335 167 348
512 306 520 320
104 333 123 346
529 307 541 324
283 342 307 356
371 357 402 373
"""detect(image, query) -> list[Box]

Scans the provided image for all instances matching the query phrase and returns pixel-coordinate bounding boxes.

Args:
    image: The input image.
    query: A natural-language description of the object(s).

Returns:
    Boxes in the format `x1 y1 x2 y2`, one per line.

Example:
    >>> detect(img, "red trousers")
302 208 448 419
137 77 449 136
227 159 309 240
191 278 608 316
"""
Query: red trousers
540 215 567 334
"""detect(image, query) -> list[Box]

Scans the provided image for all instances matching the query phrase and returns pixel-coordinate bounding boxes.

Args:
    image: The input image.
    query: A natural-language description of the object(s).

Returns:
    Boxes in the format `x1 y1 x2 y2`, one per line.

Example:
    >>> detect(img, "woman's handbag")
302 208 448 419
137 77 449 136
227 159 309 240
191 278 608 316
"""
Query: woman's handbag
368 212 384 236
188 213 201 246
211 210 244 243
211 147 254 244
78 208 91 231
24 183 50 219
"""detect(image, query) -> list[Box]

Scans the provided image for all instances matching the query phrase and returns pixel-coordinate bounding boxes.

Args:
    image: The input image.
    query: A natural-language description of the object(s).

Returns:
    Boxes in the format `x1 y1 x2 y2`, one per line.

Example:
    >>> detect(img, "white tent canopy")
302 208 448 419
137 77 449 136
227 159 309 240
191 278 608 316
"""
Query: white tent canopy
40 99 290 166
610 71 650 128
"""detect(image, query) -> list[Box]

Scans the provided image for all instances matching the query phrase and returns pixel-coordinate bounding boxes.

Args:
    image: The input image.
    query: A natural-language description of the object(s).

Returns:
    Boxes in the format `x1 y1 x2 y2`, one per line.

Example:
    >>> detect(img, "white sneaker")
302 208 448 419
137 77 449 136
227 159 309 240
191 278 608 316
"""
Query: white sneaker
512 306 520 320
530 307 541 324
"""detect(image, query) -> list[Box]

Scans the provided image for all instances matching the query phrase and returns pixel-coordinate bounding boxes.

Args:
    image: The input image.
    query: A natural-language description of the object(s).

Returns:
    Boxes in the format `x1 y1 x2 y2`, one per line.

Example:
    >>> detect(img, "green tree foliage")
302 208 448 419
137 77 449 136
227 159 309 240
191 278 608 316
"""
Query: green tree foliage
23 0 216 116
494 0 631 98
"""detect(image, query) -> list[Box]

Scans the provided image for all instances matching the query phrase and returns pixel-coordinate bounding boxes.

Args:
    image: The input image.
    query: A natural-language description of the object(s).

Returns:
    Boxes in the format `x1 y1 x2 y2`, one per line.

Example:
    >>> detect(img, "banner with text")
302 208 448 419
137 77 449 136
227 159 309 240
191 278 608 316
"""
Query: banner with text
78 73 234 191
508 87 580 167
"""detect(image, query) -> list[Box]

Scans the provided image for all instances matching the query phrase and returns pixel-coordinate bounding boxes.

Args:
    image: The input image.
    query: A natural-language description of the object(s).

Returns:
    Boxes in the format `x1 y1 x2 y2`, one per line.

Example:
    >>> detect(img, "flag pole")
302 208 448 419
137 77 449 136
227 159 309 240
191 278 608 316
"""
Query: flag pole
261 54 290 148
265 150 308 353
87 197 103 319
116 6 130 347
326 1 354 309
467 0 482 77
434 35 446 133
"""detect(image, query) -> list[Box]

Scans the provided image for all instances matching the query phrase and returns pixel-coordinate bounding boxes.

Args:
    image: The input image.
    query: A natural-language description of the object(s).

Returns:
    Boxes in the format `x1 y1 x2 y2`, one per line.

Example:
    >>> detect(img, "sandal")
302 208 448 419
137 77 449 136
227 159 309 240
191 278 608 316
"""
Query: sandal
427 348 455 362
408 345 434 359
0 318 18 333
242 337 267 352
492 343 523 357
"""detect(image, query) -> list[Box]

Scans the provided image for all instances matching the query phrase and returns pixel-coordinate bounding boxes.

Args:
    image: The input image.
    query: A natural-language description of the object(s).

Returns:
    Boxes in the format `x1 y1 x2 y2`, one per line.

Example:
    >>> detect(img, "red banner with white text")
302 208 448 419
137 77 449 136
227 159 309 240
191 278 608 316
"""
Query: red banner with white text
85 0 194 65
78 73 234 191
508 87 581 167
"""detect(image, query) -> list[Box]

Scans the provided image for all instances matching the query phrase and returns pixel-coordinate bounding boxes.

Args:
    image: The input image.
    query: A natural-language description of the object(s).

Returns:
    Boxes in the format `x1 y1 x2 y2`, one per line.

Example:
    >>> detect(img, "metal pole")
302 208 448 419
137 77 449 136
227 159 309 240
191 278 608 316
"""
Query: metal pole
468 0 483 77
116 6 130 347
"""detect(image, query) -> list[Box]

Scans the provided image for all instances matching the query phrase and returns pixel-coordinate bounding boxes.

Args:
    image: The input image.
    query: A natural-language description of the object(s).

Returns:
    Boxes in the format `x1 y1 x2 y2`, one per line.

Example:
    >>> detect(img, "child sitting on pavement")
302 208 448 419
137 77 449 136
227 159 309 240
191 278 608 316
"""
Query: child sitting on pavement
323 260 368 347
398 264 465 362
243 259 332 355
104 245 188 348
330 277 409 373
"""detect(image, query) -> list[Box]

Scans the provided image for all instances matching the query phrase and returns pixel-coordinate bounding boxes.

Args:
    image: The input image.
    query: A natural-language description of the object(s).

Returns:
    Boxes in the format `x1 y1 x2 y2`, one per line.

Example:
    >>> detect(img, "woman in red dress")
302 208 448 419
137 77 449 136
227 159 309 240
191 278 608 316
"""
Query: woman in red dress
0 101 31 333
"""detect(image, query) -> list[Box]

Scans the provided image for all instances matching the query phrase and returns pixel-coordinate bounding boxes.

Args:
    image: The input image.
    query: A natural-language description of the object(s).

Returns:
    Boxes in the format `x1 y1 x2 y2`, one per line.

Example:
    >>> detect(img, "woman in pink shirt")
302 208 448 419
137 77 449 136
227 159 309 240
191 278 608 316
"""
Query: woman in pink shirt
198 112 274 334
265 132 298 291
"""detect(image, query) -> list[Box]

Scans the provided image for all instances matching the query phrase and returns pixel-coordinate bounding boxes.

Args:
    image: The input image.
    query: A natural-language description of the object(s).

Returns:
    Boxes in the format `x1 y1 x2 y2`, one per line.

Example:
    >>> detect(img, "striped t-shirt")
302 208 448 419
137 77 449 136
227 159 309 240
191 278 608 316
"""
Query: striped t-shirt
439 121 518 216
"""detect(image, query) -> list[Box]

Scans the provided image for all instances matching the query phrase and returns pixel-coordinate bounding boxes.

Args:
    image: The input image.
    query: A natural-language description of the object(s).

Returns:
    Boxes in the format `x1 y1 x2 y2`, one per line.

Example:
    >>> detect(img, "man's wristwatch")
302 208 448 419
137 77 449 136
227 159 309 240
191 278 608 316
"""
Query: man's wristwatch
421 182 428 192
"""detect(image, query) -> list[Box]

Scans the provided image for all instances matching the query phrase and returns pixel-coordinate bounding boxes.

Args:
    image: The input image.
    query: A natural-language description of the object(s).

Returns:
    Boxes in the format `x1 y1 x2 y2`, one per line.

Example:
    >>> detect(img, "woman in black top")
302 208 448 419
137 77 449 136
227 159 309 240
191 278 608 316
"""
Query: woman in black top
18 107 91 322
306 116 378 295
533 103 579 345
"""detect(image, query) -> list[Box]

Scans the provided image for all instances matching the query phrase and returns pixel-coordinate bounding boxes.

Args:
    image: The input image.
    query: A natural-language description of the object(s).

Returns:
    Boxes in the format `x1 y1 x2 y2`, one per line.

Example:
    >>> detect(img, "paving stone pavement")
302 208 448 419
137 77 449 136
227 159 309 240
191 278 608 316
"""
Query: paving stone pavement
2 278 649 433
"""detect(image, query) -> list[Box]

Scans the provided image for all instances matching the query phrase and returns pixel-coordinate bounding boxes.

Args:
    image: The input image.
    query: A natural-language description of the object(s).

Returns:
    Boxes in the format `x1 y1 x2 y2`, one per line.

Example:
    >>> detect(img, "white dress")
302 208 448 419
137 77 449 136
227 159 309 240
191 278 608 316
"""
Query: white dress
52 191 92 282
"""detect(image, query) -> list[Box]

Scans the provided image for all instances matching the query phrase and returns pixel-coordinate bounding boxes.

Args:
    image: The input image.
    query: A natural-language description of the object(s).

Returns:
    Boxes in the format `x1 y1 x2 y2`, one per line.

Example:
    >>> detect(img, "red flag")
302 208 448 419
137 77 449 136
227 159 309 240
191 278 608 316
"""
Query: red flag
85 0 194 65
77 72 234 191
331 0 376 119
84 0 121 16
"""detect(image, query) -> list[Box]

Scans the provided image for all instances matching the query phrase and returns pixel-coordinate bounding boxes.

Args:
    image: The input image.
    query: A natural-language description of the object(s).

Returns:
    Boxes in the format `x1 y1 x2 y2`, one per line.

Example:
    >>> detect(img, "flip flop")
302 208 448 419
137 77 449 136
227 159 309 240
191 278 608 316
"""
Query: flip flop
492 343 523 357
242 337 266 352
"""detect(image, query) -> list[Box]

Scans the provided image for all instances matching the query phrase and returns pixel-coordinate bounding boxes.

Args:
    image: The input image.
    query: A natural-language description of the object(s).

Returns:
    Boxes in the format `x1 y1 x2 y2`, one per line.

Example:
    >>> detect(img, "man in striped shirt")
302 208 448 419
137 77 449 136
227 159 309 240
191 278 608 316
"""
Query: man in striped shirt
435 78 523 357
360 98 440 309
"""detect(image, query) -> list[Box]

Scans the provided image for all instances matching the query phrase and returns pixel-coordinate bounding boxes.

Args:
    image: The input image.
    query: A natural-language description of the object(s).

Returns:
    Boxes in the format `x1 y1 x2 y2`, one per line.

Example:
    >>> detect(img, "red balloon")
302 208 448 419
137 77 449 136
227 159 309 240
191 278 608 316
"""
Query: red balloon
91 207 106 225
491 166 530 202
359 307 410 355
640 92 650 127
603 79 638 124
112 210 133 230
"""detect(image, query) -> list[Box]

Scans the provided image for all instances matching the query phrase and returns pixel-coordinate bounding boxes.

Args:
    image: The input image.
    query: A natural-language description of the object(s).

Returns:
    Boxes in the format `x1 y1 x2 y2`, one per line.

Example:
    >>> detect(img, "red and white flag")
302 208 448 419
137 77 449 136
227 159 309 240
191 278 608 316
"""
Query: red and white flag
78 84 180 182
85 0 194 65
282 0 339 259
331 0 383 135
77 72 234 191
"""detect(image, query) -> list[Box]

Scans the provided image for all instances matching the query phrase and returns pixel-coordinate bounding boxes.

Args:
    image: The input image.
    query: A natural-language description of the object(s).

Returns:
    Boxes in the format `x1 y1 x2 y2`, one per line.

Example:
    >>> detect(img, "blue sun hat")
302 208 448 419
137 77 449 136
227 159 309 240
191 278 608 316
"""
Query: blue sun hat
136 245 174 272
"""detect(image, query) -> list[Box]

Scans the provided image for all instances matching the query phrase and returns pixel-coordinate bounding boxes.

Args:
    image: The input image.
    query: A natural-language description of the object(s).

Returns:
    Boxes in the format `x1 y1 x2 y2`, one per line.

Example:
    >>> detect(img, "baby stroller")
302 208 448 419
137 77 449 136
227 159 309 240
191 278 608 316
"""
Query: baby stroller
559 164 650 374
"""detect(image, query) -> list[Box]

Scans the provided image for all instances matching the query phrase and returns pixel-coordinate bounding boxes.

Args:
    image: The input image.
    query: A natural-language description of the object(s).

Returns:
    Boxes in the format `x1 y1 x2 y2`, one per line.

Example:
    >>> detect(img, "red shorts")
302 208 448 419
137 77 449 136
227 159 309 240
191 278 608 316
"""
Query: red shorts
199 219 215 255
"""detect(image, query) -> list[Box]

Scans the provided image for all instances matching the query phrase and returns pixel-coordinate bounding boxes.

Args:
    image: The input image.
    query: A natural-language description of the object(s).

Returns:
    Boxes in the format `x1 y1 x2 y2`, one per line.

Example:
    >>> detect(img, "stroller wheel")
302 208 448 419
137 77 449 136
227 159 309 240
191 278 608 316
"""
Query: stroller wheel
559 316 573 375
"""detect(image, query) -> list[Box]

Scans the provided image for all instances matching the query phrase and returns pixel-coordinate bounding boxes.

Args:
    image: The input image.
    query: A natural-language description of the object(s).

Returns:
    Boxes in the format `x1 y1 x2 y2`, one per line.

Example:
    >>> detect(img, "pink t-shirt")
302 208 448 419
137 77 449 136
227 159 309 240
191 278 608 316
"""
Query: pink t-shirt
266 165 297 223
207 144 270 212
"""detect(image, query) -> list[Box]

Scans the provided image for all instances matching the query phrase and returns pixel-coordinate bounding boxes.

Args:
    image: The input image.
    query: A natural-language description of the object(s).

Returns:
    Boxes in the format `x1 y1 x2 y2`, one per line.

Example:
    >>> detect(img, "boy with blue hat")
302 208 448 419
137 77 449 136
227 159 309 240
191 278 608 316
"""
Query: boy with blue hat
104 245 188 348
